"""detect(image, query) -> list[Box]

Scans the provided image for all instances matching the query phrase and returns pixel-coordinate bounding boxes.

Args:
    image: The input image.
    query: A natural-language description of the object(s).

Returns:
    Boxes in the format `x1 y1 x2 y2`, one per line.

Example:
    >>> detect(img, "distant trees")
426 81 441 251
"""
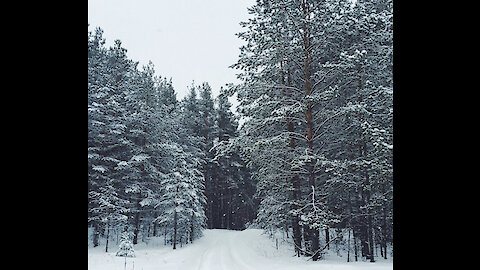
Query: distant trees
210 88 257 230
228 0 393 262
182 83 257 230
88 26 255 251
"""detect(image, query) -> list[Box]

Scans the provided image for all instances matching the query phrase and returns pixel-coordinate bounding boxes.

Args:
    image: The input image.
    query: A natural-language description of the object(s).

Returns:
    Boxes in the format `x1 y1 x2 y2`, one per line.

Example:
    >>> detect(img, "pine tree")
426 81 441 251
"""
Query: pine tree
230 0 392 262
89 27 208 250
88 30 132 249
116 231 136 257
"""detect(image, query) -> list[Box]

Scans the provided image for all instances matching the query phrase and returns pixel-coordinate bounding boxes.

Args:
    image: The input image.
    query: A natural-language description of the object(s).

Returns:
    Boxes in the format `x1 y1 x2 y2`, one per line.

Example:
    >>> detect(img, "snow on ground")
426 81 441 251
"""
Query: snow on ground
88 229 393 270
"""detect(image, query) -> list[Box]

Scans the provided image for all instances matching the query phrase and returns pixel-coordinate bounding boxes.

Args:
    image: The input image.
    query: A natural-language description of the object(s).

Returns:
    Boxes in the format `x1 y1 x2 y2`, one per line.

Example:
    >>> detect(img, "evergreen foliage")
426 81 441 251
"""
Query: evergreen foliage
88 26 255 251
116 232 135 257
226 0 393 262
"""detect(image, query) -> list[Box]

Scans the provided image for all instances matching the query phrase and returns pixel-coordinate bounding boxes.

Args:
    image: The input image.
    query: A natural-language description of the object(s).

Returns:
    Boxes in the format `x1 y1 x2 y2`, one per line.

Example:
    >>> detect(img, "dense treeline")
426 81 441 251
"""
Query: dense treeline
220 0 393 262
88 26 255 251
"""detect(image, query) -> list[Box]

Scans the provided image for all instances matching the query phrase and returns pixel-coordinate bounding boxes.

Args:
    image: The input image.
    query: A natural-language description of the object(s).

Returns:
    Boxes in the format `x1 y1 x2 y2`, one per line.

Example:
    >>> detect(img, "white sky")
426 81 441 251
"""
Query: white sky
88 0 255 103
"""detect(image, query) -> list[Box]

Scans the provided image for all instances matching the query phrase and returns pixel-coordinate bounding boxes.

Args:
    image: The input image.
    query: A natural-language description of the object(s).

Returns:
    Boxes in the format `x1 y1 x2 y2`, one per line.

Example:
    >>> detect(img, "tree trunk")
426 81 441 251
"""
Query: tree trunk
164 226 167 246
133 210 140 245
190 210 194 243
226 189 231 230
153 220 157 237
363 138 375 263
173 209 177 249
93 223 100 247
368 218 375 262
173 186 178 250
381 184 388 260
347 229 351 262
325 228 330 250
384 242 387 260
105 221 110 252
380 239 384 258
281 63 303 257
353 228 358 262
301 0 319 259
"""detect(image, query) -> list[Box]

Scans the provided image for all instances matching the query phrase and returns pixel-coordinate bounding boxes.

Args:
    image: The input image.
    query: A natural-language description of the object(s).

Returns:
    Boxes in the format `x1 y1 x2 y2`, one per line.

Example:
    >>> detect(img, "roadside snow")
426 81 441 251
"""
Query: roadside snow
88 229 393 270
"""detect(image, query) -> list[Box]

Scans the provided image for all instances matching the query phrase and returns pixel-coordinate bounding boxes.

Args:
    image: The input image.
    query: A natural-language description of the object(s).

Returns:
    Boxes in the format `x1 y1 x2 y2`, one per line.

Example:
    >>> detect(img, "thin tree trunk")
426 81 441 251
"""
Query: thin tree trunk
133 207 140 245
368 219 375 262
190 210 194 243
380 239 384 258
173 209 177 249
347 228 351 262
325 228 330 250
362 136 375 263
384 242 387 260
381 184 388 260
153 220 157 237
105 221 110 252
220 191 225 229
226 189 231 230
353 229 358 262
164 226 167 246
173 186 178 250
93 223 100 247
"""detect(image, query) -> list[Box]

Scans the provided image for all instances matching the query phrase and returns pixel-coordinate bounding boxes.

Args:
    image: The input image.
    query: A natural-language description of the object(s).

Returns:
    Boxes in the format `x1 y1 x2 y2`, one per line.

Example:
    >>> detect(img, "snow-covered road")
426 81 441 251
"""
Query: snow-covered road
88 229 393 270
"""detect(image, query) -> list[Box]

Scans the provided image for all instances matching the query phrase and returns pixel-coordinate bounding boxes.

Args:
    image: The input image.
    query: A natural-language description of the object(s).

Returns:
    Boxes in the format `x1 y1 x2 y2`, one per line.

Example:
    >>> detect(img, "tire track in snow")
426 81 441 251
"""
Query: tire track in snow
226 231 257 270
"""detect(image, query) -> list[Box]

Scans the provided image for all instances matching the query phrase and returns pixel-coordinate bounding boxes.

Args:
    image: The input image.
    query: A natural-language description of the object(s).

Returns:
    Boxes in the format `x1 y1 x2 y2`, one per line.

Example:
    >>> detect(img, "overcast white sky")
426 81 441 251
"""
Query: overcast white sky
88 0 255 103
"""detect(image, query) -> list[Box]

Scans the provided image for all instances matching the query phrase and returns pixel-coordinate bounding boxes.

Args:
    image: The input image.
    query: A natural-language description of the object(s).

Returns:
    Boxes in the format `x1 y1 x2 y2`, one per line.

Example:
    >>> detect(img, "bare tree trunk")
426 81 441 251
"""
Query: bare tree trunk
353 229 358 262
384 243 388 260
368 217 375 262
347 228 351 262
190 210 194 243
164 226 167 246
173 186 178 250
105 221 110 252
173 209 177 249
325 228 330 250
133 205 140 245
93 223 100 247
380 238 384 258
381 184 388 260
220 191 225 229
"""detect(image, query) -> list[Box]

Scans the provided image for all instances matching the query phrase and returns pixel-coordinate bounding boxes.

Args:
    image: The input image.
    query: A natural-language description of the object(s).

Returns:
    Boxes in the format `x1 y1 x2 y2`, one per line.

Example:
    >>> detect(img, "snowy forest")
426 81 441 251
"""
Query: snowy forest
88 0 393 267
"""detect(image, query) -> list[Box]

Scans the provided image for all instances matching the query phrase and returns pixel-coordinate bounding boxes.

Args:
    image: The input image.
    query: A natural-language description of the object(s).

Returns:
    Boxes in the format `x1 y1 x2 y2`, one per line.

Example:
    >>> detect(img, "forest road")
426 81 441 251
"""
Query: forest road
175 229 393 270
88 229 393 270
193 229 257 270
171 228 291 270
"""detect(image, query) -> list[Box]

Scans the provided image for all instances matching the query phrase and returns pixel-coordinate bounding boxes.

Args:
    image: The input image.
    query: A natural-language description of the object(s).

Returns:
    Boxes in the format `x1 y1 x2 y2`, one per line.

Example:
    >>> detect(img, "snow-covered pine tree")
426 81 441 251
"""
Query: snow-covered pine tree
230 0 308 255
154 142 206 249
116 231 135 257
230 0 392 262
88 30 132 249
89 26 212 253
151 86 207 249
120 61 166 245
